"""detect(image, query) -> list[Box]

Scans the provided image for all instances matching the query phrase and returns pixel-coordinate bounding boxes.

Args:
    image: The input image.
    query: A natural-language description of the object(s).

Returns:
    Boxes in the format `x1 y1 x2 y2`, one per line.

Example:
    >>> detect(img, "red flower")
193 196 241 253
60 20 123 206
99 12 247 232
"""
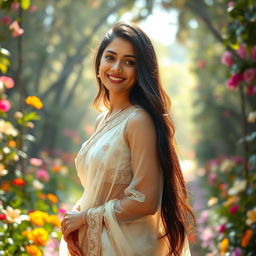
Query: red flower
247 85 256 96
218 224 226 233
0 213 7 220
0 99 11 112
1 16 12 25
226 73 243 89
12 178 25 186
229 205 239 214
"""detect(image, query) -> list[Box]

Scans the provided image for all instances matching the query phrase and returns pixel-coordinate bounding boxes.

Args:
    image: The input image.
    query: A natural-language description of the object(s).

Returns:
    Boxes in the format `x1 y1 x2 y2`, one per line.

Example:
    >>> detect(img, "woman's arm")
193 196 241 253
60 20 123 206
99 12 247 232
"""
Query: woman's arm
113 109 163 222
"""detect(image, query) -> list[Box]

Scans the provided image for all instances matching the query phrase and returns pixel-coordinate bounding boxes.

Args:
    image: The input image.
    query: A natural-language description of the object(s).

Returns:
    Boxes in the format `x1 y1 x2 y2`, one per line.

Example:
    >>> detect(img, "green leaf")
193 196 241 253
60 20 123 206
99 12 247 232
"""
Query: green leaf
21 0 30 10
23 112 40 122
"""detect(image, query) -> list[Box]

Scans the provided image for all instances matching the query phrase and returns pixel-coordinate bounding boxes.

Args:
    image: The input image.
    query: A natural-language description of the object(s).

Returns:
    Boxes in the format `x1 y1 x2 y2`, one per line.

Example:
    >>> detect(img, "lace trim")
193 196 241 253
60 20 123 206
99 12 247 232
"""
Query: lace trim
86 206 104 256
75 106 140 170
105 169 133 184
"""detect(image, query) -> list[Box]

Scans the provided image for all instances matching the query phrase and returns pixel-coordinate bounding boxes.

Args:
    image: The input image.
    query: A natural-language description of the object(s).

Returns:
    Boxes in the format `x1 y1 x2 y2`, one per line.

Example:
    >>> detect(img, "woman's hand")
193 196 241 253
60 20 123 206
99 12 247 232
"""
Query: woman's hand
61 210 85 241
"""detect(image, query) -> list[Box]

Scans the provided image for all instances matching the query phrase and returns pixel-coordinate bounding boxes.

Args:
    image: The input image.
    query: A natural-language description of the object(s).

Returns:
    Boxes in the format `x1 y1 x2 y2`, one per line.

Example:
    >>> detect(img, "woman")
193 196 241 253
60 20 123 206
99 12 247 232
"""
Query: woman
60 21 195 256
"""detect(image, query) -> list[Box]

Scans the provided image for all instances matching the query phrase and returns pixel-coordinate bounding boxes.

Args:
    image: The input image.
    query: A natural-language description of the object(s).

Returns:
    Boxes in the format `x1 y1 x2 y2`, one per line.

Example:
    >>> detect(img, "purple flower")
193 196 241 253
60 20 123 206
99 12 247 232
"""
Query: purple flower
231 247 242 256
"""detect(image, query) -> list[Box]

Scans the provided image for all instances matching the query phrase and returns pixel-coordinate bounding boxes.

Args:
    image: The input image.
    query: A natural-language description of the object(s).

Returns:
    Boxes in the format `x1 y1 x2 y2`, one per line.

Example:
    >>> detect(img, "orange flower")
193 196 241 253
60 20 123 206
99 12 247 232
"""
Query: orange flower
23 230 33 240
52 165 61 173
25 245 42 256
220 238 229 255
25 96 43 110
12 178 25 186
1 181 10 191
29 211 48 226
39 194 46 200
241 229 253 247
47 214 61 228
8 140 16 147
47 193 58 203
31 228 49 246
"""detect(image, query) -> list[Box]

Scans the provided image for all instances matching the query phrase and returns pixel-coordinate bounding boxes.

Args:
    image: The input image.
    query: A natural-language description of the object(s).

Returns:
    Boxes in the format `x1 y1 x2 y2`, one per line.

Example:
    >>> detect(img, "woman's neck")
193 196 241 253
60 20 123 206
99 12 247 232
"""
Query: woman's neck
108 94 132 114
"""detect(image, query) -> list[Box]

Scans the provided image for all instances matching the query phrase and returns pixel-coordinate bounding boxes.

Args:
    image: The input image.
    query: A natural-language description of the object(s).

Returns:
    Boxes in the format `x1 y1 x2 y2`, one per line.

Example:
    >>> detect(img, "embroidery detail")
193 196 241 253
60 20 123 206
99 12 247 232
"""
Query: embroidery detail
105 169 133 184
86 206 104 256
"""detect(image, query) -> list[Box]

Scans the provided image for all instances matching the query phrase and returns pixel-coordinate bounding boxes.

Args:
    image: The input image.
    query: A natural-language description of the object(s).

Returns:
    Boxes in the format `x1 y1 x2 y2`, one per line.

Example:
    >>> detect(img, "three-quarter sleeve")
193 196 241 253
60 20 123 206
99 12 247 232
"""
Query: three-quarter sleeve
113 109 163 223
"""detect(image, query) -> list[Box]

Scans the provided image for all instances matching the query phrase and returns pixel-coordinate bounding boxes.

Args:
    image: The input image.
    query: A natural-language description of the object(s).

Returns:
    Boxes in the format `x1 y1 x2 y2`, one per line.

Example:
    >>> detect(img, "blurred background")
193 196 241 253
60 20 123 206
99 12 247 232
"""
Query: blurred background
0 0 256 255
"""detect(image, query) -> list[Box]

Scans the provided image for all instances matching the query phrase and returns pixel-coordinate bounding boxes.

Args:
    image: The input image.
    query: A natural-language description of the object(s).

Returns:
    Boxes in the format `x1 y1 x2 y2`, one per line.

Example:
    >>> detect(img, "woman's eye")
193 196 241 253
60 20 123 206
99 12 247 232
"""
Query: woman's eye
125 60 135 66
104 55 114 61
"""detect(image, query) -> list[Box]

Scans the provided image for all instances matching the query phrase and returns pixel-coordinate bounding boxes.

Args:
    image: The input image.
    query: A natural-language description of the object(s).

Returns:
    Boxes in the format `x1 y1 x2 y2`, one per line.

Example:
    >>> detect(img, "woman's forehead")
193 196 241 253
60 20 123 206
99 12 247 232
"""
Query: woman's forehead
103 37 135 56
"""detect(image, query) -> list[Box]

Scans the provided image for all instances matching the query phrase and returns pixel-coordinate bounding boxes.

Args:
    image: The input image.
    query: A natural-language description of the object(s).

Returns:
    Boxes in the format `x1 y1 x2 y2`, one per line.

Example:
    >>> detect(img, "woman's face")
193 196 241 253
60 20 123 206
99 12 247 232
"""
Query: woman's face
98 37 137 96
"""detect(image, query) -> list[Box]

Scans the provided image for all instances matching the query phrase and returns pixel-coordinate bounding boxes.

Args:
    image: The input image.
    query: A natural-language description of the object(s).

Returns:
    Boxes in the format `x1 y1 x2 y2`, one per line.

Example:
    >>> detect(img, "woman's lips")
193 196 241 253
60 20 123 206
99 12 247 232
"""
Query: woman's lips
107 74 125 83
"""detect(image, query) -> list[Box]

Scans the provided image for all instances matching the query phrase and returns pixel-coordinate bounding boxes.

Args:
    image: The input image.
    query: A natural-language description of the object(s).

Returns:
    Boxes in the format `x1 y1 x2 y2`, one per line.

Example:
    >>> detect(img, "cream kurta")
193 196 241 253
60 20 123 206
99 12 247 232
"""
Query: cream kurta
59 106 191 256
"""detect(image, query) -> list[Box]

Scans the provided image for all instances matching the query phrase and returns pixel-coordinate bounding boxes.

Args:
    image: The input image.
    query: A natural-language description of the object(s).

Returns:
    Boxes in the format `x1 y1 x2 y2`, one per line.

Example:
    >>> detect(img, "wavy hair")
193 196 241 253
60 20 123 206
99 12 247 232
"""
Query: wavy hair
93 21 195 256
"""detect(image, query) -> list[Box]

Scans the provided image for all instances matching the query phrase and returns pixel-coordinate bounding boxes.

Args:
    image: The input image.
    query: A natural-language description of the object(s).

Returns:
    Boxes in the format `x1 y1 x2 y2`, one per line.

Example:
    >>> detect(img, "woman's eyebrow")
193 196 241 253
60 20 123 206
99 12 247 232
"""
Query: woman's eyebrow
105 49 136 58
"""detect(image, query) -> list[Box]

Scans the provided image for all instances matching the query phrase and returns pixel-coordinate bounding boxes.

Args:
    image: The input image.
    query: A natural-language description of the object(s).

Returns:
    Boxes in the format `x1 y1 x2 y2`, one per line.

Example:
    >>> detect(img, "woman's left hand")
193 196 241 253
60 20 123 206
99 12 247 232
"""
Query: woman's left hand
61 210 85 240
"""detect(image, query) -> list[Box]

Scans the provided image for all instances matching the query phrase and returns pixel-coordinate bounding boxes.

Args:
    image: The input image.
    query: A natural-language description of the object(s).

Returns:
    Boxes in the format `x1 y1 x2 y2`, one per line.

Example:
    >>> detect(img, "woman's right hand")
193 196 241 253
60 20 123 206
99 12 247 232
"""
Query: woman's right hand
66 232 82 256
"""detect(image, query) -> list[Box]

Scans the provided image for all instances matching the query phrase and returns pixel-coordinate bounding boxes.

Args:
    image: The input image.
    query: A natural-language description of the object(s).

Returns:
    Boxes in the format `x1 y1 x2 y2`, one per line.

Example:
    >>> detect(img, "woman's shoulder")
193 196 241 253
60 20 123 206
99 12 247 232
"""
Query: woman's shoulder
126 106 156 137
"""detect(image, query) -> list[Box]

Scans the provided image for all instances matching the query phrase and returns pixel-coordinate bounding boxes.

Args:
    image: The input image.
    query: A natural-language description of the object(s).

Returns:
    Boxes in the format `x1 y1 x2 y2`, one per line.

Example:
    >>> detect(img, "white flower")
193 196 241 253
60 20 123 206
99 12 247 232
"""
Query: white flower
228 179 247 195
220 159 235 172
2 206 29 224
247 111 256 123
32 180 44 190
0 163 8 176
0 119 18 136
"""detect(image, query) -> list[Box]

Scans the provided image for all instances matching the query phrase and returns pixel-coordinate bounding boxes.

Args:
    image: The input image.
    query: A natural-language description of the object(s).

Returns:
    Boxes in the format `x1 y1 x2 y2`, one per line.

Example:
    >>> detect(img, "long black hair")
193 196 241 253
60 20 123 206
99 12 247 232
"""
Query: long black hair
94 21 195 256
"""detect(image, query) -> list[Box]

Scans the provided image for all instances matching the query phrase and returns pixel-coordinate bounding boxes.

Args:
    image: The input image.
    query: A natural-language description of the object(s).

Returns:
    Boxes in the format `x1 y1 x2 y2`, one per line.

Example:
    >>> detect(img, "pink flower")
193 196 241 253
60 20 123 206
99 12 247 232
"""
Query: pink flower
197 60 206 69
11 2 20 10
247 85 256 96
29 158 43 167
229 204 239 214
0 76 15 89
228 2 235 8
243 68 256 83
36 169 49 182
9 21 24 37
58 208 67 215
226 73 243 89
218 224 226 233
236 44 248 59
29 5 38 12
233 156 243 164
252 45 256 61
0 99 11 112
208 173 217 186
231 248 242 256
1 16 12 25
221 51 234 67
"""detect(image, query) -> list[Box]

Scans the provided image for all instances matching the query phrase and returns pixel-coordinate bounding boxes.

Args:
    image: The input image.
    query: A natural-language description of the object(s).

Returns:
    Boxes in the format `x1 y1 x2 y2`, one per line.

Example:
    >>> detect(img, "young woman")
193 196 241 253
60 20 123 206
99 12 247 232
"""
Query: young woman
60 21 195 256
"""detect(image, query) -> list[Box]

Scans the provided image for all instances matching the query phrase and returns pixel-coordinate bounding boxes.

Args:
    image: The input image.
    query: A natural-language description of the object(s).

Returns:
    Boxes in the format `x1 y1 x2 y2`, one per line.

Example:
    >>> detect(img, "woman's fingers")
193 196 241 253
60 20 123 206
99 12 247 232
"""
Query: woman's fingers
67 235 81 256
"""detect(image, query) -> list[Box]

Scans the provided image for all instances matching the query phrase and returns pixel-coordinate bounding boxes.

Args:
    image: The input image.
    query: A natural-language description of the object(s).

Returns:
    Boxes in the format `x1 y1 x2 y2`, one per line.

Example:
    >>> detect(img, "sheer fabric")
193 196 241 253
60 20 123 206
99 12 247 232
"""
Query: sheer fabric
59 105 191 256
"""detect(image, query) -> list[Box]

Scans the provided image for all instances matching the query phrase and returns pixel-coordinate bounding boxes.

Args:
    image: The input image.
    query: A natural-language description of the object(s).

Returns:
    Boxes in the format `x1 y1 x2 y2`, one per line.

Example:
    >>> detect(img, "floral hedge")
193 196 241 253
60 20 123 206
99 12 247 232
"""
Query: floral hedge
197 1 256 255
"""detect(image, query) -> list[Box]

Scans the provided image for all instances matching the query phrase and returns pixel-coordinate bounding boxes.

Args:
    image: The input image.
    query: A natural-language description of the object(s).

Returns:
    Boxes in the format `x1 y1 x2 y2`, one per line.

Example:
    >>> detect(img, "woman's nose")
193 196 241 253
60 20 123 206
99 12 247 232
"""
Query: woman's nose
111 61 122 73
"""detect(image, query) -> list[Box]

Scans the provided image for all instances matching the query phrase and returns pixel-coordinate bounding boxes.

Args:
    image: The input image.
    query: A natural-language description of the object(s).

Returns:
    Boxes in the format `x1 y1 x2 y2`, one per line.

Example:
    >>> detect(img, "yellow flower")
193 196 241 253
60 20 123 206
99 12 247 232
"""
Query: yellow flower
23 230 33 240
207 197 218 207
31 228 49 246
29 211 49 226
25 245 42 256
241 229 253 247
246 208 256 225
47 214 61 228
47 193 58 203
224 196 240 207
25 96 43 109
220 238 229 255
0 119 18 136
